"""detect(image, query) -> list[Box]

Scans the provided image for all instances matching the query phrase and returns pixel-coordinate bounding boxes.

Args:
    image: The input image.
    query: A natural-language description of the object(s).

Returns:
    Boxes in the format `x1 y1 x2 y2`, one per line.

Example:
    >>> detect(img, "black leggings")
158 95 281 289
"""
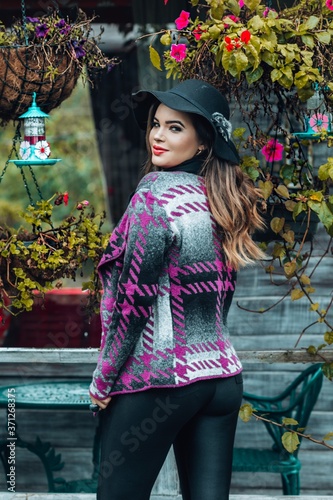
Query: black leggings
97 374 243 500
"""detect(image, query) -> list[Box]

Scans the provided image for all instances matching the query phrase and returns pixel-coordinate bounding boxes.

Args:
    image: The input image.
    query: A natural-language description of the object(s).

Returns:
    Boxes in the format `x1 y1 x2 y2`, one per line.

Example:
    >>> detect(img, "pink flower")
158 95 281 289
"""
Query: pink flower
239 0 245 7
175 10 190 30
223 15 240 28
263 7 277 17
170 44 187 62
309 113 329 132
261 139 284 162
63 192 69 206
326 0 333 10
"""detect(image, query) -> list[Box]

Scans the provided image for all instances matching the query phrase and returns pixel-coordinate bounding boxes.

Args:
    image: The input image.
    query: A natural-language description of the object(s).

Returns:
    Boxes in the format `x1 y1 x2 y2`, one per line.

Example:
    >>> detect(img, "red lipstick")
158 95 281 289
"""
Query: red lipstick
152 146 168 156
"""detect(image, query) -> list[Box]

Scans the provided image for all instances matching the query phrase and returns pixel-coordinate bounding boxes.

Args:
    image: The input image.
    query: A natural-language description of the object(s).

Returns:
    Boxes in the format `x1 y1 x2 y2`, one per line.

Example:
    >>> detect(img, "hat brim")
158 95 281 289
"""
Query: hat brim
132 89 240 164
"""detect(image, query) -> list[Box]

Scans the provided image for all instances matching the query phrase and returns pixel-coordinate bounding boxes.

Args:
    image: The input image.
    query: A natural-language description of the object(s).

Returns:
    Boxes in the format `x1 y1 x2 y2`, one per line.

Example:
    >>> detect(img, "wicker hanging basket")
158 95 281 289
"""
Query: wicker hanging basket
0 44 81 123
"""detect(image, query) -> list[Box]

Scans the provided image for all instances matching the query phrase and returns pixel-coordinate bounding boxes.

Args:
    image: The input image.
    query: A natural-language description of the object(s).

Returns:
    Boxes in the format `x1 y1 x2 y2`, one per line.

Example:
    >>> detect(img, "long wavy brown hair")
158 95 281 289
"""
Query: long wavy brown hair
142 104 266 270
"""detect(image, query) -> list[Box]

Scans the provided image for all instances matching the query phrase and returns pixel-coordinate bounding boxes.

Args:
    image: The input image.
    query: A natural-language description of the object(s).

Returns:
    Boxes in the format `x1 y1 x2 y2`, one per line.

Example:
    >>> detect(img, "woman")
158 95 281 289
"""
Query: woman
89 79 265 500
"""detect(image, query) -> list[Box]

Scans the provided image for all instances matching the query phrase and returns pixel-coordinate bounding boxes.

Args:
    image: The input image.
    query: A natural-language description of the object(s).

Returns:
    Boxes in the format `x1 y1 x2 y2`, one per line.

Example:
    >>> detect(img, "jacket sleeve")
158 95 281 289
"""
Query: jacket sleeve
90 180 173 399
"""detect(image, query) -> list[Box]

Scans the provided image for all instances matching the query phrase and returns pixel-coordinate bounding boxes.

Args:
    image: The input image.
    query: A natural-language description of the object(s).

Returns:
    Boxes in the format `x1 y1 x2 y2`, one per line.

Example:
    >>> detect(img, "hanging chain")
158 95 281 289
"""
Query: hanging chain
27 165 44 201
19 168 34 206
0 121 45 205
21 0 29 46
0 123 21 186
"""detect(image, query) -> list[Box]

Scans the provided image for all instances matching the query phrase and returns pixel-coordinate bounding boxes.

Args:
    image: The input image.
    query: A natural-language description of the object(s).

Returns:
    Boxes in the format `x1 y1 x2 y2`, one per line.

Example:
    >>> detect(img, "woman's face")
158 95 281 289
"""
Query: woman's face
149 103 203 168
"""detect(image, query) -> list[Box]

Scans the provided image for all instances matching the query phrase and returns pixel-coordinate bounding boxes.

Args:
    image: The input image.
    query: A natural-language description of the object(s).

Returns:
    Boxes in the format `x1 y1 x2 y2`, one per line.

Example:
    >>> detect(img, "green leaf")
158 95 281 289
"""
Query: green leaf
278 65 294 88
293 201 307 218
323 432 333 441
247 14 265 30
291 289 305 301
318 159 333 181
239 403 253 422
275 185 290 199
149 46 162 71
246 66 263 85
282 431 300 453
323 331 333 345
208 24 222 39
301 35 314 49
300 15 320 31
284 260 296 276
258 180 273 200
270 216 285 234
160 32 172 46
316 32 331 44
307 345 318 355
243 0 261 10
282 417 298 426
285 200 296 212
308 200 333 232
322 362 333 381
228 51 248 78
271 68 283 82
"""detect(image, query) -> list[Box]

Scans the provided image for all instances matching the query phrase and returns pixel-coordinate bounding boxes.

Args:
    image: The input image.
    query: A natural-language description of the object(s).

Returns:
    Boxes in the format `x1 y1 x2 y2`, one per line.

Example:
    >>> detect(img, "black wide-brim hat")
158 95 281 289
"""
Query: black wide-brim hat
131 79 240 164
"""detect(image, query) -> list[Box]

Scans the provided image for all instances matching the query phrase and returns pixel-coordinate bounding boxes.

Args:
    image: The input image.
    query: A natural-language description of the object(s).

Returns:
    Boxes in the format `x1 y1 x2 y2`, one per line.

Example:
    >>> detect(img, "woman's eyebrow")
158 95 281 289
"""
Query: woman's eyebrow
165 120 185 127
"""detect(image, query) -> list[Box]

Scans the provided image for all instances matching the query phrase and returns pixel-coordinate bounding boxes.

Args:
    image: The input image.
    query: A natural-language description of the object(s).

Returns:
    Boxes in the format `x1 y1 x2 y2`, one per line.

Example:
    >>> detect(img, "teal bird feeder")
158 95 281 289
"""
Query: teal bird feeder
294 87 333 139
10 93 61 166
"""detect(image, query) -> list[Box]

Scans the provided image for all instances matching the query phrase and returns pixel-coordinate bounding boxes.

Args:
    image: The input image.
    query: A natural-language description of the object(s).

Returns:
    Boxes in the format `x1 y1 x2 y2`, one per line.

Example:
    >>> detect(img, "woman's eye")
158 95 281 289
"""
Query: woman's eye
170 125 181 132
152 121 159 128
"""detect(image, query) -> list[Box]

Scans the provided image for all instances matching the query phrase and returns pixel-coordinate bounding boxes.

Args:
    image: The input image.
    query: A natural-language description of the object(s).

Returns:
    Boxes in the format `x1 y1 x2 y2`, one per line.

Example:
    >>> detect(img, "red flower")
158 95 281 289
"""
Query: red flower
226 43 234 52
63 191 69 206
175 10 190 30
234 37 242 48
193 25 205 41
240 30 251 44
170 44 187 62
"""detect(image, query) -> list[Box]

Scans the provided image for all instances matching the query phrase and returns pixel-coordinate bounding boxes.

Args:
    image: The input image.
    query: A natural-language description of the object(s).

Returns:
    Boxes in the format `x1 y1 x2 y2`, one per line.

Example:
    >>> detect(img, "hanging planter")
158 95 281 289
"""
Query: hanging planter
253 203 320 243
0 195 109 316
0 45 81 122
0 8 121 124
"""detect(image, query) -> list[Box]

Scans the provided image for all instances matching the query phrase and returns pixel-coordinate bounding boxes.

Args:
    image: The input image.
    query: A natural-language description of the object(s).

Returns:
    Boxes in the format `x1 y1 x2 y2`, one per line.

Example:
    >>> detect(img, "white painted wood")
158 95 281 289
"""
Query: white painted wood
0 347 332 363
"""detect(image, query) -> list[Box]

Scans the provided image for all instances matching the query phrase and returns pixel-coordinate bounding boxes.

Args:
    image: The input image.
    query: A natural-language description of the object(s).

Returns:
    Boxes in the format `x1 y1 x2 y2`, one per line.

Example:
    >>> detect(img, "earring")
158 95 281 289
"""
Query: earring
196 148 203 155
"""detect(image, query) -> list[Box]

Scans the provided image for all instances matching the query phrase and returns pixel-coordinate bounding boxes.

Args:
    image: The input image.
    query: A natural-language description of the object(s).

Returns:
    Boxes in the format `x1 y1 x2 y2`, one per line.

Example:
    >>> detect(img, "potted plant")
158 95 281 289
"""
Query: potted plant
143 0 333 377
0 193 109 317
0 8 120 123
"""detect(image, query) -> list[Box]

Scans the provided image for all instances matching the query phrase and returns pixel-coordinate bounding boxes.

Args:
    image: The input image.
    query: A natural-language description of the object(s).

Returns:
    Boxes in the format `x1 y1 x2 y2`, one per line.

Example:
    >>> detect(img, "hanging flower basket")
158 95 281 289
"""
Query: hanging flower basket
0 9 121 123
0 45 81 122
0 194 110 316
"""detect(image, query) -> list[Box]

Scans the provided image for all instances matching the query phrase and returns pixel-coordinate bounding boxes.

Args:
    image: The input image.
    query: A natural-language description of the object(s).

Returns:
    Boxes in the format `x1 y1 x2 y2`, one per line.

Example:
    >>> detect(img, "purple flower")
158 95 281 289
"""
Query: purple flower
26 17 39 23
55 19 66 28
35 23 50 38
55 19 71 35
71 40 86 59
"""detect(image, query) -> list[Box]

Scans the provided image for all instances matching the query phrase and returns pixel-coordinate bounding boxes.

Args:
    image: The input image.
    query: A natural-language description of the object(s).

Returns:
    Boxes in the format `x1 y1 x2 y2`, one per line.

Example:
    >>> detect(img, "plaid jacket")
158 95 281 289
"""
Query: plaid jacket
90 170 242 399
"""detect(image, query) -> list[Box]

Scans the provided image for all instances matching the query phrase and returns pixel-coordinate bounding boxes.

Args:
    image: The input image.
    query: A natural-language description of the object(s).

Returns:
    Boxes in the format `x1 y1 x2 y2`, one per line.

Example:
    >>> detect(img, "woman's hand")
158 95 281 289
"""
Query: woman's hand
90 394 112 410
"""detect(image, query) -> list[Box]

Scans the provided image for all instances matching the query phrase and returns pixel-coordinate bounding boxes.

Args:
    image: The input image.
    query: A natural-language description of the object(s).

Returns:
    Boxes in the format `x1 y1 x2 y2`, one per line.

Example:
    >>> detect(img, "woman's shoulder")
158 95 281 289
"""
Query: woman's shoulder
137 171 203 193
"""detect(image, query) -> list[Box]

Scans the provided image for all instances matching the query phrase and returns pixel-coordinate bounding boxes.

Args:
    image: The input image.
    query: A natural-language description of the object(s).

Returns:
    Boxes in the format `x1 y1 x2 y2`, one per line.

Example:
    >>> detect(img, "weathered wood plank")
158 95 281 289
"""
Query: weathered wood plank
1 347 332 363
1 494 333 499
